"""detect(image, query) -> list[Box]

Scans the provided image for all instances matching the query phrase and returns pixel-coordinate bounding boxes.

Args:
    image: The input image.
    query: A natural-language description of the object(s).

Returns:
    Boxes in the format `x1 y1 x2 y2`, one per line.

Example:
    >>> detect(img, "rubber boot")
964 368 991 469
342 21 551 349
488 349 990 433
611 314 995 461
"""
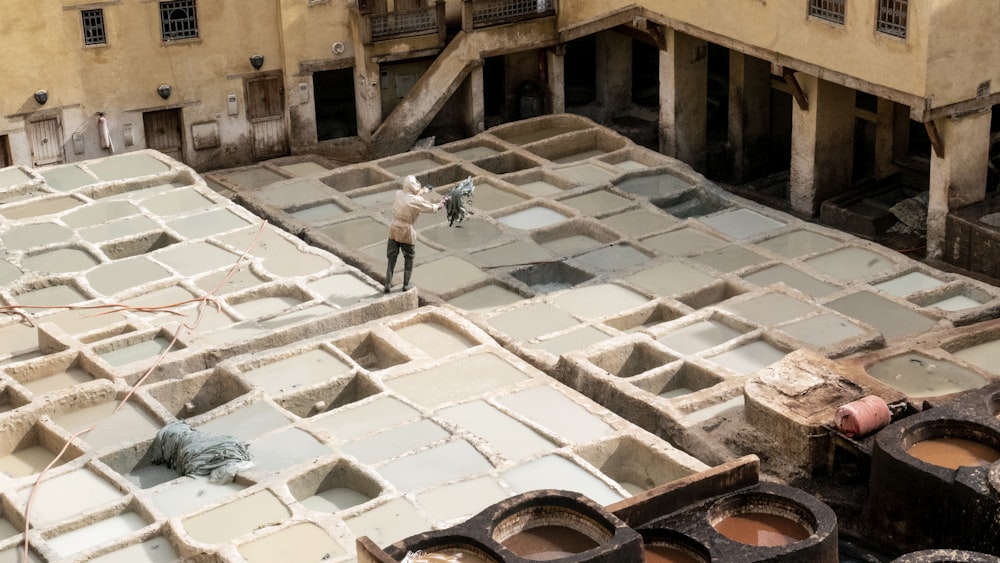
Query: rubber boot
402 258 414 291
384 261 395 293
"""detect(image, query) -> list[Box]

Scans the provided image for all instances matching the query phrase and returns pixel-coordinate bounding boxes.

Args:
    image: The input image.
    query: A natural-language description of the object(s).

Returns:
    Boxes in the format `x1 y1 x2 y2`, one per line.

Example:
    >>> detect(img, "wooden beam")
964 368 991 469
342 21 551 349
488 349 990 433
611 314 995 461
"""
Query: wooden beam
783 68 809 111
924 119 945 158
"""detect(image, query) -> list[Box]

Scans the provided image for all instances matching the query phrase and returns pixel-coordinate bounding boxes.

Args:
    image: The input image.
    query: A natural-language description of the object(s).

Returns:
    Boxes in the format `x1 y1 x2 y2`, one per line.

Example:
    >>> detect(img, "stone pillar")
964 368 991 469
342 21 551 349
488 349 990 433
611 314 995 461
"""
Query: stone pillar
926 110 991 259
595 31 631 120
350 10 381 143
789 74 854 215
463 62 485 135
660 30 708 171
728 52 772 183
546 45 565 115
874 98 898 180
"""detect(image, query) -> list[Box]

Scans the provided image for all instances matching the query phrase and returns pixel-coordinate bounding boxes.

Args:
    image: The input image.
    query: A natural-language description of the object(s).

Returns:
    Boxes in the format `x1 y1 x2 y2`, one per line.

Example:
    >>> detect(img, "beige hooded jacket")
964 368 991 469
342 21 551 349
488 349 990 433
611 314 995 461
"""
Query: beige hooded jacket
389 175 439 245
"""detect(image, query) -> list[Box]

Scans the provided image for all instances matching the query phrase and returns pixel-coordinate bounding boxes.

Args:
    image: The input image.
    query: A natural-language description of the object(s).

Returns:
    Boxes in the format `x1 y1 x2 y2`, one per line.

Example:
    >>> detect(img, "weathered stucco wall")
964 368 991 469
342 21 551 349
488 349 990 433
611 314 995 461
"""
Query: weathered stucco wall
560 0 931 103
925 1 1000 109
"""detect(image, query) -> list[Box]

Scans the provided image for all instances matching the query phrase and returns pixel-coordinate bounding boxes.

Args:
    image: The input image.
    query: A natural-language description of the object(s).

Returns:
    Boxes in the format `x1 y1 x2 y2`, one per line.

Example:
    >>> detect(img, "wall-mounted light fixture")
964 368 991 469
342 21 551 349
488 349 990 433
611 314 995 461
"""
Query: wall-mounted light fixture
249 55 264 70
34 90 48 105
157 84 172 99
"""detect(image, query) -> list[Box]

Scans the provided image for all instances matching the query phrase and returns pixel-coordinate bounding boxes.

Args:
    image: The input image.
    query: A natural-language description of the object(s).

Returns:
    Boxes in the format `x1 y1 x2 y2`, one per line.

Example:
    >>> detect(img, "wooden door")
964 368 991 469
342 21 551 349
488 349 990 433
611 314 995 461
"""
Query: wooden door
27 117 64 167
143 109 184 162
0 136 10 168
246 75 288 160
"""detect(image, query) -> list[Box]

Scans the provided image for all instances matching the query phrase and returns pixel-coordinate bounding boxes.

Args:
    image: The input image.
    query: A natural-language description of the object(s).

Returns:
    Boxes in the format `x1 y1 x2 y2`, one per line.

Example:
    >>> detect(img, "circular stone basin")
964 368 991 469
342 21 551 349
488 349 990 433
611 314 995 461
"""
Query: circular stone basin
710 492 815 548
906 438 1000 470
641 530 709 563
408 546 499 563
645 544 707 563
866 353 987 398
501 525 600 560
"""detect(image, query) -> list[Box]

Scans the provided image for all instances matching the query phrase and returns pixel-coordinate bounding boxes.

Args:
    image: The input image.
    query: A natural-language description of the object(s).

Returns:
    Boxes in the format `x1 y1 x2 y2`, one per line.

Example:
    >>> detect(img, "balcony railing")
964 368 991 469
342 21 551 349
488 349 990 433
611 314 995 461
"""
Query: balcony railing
462 0 557 32
358 0 446 44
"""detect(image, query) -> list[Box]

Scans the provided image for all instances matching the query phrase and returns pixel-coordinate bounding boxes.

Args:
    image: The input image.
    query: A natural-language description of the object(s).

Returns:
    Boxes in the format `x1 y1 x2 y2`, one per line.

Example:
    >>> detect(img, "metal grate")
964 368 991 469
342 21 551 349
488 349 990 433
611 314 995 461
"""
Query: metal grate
160 0 199 41
81 9 106 45
472 0 554 27
807 0 845 24
370 7 436 41
877 0 908 38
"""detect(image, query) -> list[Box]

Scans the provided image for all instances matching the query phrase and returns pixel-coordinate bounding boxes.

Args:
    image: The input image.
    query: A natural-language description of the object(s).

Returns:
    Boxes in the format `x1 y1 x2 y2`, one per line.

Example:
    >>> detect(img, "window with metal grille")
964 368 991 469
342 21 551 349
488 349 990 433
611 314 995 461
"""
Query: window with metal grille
81 9 106 45
807 0 846 24
160 0 199 41
877 0 908 38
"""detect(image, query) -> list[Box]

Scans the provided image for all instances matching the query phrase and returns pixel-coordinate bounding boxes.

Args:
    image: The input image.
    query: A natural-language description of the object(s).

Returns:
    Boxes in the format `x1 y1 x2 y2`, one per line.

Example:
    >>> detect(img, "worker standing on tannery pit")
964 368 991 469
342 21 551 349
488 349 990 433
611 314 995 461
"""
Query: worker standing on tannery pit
385 174 442 293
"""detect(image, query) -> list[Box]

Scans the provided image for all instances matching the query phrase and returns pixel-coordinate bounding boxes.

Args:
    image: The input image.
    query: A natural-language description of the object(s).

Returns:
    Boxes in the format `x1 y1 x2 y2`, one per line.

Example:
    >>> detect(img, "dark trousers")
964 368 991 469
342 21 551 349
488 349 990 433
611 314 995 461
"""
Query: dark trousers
385 239 415 289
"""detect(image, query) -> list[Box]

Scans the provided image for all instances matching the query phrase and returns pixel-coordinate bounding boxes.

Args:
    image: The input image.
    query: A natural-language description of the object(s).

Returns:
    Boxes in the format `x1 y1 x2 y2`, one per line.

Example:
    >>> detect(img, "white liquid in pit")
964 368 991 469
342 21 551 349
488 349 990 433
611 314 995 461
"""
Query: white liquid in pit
641 227 727 257
344 497 431 548
231 295 302 319
613 159 648 171
250 428 334 474
541 234 603 256
575 244 650 272
657 321 743 355
88 153 170 181
395 322 476 358
412 255 488 294
437 400 555 460
142 188 214 216
742 264 839 298
23 366 93 395
79 216 160 244
182 489 290 545
415 476 509 523
279 161 330 176
0 445 62 478
757 229 840 258
626 261 717 297
701 208 785 239
149 476 244 517
387 352 529 409
450 145 501 160
338 425 437 467
258 180 331 208
13 284 88 309
382 157 441 176
168 208 250 239
560 190 631 216
307 273 381 306
319 217 388 249
552 148 607 163
196 401 290 442
552 162 618 186
692 245 769 273
826 291 936 340
448 284 525 311
615 173 692 198
778 313 867 347
47 511 147 558
721 293 820 327
686 395 745 424
952 339 1000 376
602 208 679 238
472 240 554 268
62 200 140 227
0 260 20 285
804 246 895 281
238 522 345 562
467 183 528 211
867 353 987 398
488 302 579 341
50 400 162 451
17 468 124 526
0 167 32 188
707 340 787 374
378 439 493 492
244 348 351 396
499 386 614 443
311 396 421 441
553 283 649 319
497 206 569 230
423 219 504 249
3 222 73 250
221 227 334 277
534 326 611 356
301 486 372 513
88 257 173 296
154 241 240 277
99 336 172 367
86 536 179 563
518 180 564 196
290 202 346 223
2 196 82 219
928 294 983 311
873 271 945 297
40 165 95 191
502 455 624 506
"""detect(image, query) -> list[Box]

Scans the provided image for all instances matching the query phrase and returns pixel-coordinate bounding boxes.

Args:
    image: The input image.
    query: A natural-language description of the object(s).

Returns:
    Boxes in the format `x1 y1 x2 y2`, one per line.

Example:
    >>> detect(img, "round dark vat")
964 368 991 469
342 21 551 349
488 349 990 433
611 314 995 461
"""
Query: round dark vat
868 416 1000 554
704 483 838 562
640 529 710 563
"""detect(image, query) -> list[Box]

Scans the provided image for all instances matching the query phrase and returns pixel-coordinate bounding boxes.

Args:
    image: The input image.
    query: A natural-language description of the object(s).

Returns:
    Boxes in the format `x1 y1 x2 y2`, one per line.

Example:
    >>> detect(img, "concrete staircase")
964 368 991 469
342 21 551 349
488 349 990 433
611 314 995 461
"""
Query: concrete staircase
370 17 558 157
